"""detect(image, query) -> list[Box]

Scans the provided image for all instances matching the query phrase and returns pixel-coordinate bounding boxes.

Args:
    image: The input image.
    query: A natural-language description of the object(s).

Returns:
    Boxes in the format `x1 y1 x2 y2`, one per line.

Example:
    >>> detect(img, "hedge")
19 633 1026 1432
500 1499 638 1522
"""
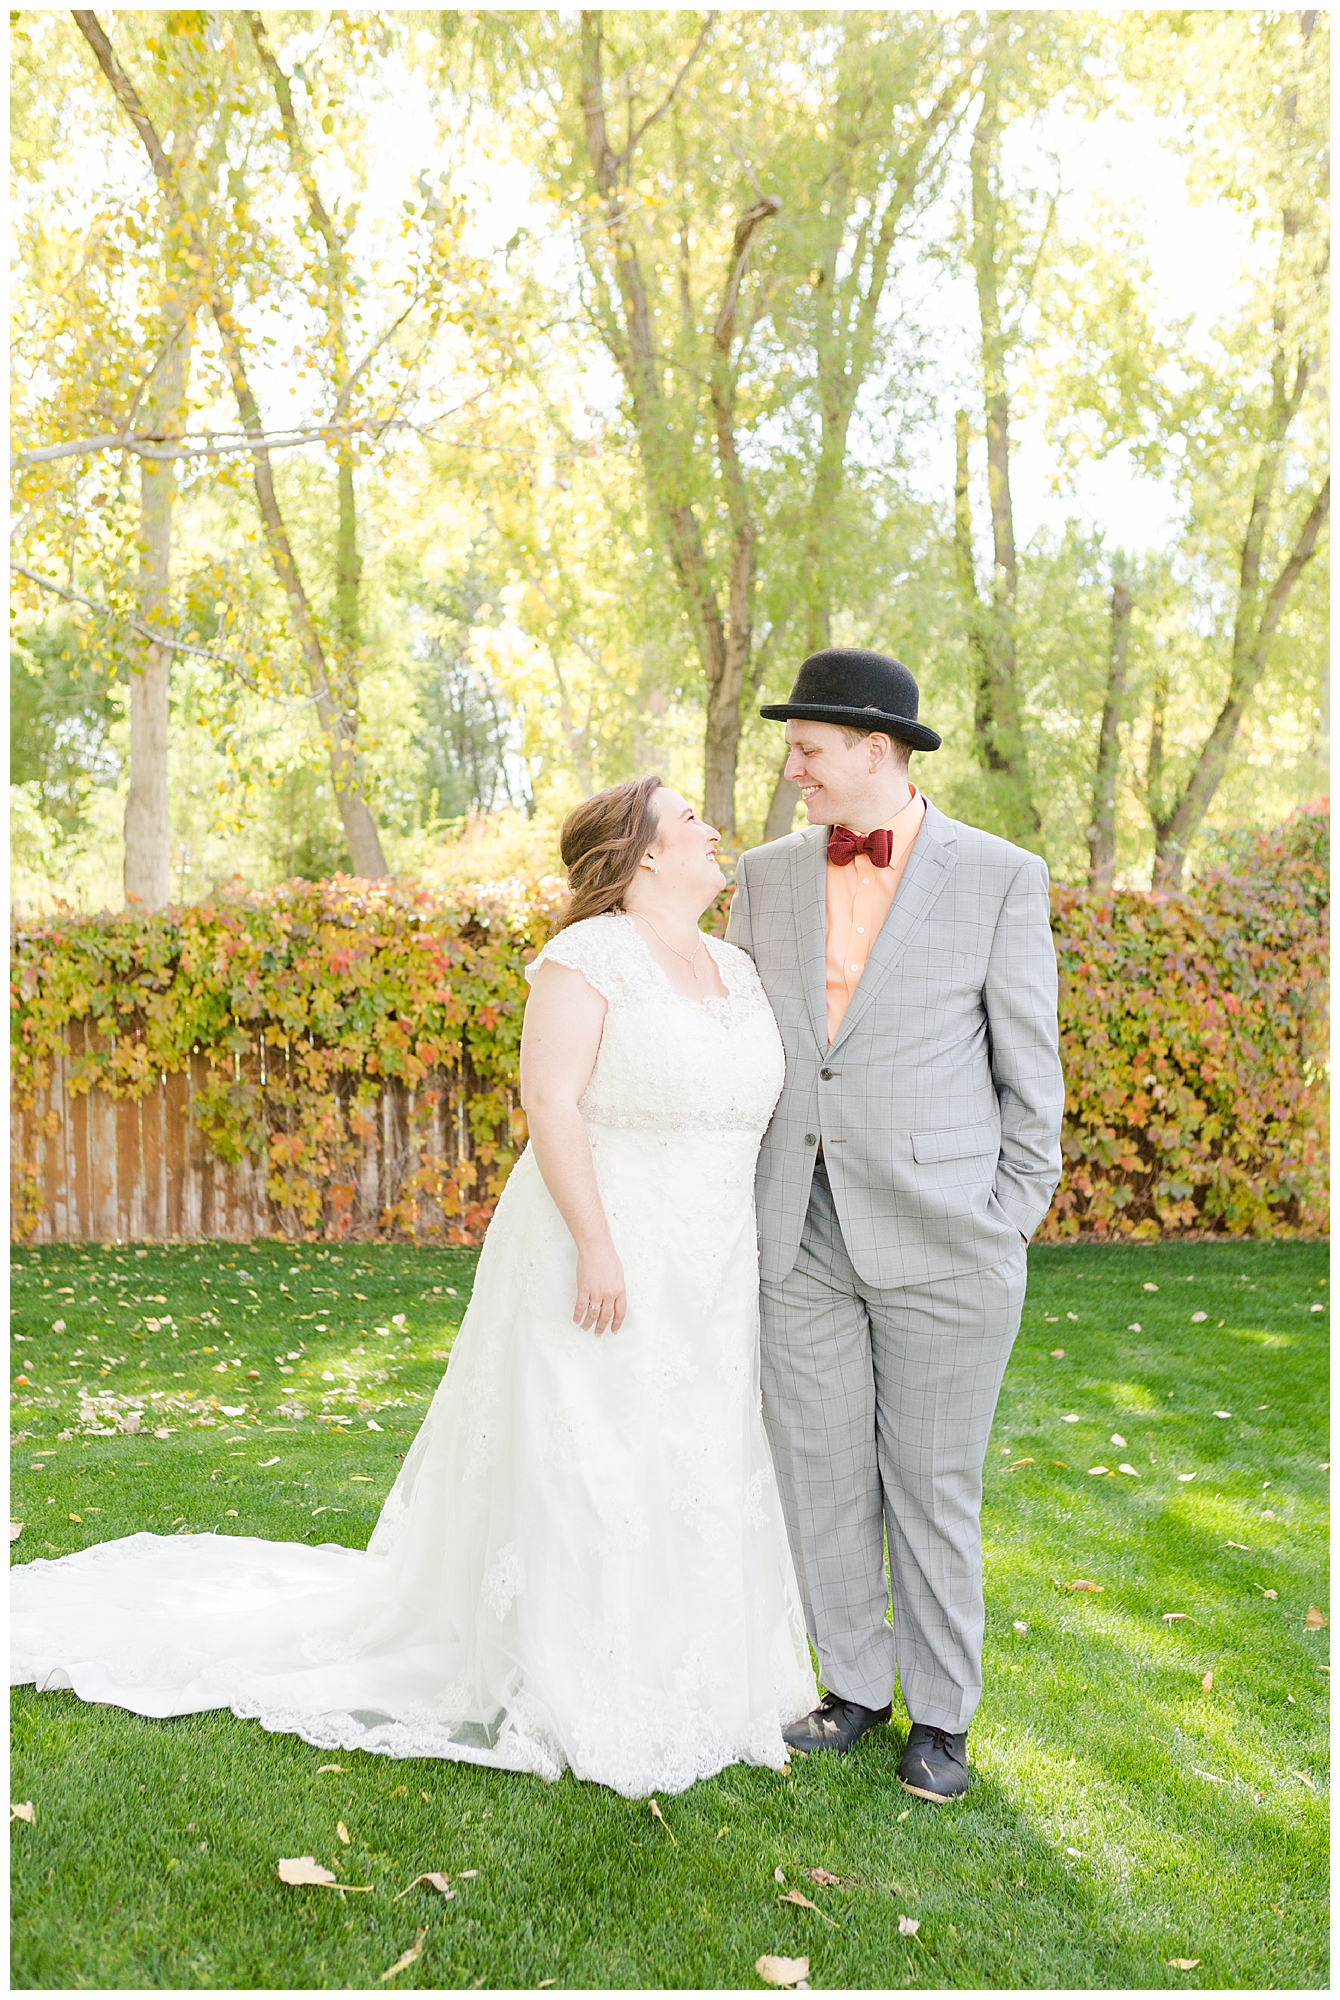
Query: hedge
10 806 1328 1242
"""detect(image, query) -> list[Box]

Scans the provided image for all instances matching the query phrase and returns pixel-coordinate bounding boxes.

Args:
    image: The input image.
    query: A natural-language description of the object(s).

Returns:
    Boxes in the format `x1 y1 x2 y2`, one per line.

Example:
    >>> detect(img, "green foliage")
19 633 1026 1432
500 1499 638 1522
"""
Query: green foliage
1047 805 1329 1239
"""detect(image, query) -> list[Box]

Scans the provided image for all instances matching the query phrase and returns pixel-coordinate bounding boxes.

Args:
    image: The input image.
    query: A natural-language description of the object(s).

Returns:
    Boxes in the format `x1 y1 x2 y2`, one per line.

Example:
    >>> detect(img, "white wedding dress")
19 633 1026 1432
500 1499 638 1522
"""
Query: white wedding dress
11 913 817 1798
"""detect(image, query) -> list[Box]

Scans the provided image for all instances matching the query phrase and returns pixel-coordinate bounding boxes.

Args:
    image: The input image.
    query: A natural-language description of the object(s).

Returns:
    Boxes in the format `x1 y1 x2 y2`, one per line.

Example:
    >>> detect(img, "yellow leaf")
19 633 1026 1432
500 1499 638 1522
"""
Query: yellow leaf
277 1855 337 1885
898 1914 920 1936
1291 1770 1316 1789
648 1796 677 1847
1201 1671 1213 1691
756 1954 809 1987
1304 1605 1327 1629
805 1868 842 1887
336 1820 351 1845
378 1928 427 1982
1168 1958 1201 1970
392 1871 456 1902
9 1523 22 1542
316 1765 345 1774
11 1802 36 1823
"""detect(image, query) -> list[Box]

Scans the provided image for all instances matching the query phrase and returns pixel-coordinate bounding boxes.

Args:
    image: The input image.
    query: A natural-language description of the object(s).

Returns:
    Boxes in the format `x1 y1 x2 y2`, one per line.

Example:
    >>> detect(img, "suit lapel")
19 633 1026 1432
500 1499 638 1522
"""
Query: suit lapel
827 798 958 1056
789 827 830 1054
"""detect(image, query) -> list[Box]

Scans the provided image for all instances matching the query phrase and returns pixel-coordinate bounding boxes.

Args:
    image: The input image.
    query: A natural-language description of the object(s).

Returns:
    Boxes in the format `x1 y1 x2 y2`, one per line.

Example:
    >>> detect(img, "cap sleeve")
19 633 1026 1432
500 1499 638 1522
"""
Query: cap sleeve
524 914 627 1004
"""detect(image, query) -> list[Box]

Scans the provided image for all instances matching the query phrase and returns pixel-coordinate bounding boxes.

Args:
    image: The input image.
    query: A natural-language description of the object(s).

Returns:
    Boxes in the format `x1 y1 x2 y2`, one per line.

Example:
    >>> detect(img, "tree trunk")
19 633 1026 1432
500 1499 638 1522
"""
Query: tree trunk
577 12 761 838
762 756 800 843
1086 575 1132 891
967 50 1040 844
125 324 190 909
75 8 389 881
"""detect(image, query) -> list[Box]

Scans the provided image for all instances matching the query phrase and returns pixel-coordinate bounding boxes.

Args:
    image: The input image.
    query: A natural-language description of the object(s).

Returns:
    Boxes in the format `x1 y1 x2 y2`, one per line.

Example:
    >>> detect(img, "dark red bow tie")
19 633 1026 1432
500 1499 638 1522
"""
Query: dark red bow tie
827 825 893 868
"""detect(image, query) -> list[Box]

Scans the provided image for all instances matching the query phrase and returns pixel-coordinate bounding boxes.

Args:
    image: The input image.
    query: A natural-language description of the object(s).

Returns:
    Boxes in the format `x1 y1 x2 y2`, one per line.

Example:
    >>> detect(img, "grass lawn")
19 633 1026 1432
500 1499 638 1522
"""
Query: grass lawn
10 1236 1329 1991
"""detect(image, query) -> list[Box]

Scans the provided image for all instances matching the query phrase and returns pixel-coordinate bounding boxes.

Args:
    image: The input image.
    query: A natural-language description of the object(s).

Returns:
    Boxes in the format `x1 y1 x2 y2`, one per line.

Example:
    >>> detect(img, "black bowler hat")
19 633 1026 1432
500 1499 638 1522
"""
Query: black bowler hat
759 646 941 753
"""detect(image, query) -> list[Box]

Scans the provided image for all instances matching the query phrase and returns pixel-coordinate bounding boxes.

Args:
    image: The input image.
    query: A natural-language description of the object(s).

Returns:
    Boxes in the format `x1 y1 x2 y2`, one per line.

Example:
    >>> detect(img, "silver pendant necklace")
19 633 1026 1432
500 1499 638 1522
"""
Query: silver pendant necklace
632 912 706 980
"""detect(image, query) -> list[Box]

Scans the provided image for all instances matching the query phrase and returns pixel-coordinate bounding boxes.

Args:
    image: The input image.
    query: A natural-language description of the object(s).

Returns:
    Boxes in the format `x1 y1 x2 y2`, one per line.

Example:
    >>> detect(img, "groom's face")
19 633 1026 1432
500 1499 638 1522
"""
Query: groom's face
784 720 886 828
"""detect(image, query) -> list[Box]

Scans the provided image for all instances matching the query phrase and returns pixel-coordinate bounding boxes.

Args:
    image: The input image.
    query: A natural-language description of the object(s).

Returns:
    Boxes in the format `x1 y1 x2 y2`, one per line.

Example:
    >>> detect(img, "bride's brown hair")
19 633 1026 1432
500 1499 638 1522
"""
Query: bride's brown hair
551 775 664 936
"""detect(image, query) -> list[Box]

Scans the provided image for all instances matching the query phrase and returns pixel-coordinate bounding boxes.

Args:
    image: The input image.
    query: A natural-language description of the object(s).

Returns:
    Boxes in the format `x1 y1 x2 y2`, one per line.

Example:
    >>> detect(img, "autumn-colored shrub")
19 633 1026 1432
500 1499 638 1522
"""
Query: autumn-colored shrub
1044 804 1328 1239
10 806 1327 1242
11 874 565 1243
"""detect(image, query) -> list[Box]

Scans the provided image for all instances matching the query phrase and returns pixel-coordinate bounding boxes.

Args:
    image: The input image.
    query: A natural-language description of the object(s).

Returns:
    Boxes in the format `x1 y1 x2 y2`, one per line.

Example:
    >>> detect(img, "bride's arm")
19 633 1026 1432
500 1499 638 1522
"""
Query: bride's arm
519 960 627 1336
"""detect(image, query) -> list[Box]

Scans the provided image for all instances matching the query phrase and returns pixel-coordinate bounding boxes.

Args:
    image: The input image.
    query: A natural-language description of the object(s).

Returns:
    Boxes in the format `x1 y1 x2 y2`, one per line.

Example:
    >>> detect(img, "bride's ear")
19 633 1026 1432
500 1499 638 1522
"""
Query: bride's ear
640 852 660 877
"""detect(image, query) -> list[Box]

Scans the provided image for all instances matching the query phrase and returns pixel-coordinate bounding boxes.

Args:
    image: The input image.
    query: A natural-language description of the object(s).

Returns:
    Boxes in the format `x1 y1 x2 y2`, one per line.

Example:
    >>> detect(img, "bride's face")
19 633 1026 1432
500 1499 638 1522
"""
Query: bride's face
646 789 726 901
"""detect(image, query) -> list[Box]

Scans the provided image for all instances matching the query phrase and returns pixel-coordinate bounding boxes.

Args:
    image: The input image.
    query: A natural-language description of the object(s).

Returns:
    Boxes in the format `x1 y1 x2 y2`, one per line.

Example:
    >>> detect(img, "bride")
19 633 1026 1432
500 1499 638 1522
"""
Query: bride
12 777 817 1798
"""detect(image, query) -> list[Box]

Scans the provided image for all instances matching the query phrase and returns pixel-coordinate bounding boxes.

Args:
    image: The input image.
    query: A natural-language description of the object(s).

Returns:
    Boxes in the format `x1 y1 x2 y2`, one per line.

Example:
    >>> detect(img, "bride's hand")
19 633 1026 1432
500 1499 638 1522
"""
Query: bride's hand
574 1242 627 1336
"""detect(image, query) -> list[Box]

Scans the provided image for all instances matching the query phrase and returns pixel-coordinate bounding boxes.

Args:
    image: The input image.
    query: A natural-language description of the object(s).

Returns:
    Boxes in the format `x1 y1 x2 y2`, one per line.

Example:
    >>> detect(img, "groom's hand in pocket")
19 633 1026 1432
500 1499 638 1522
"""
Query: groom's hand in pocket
575 1239 628 1335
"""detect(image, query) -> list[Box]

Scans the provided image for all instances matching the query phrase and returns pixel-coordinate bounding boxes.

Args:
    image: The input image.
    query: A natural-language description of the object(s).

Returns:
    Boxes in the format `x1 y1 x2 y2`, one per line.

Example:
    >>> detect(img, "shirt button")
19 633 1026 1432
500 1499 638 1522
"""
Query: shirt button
856 926 865 935
861 877 869 885
850 964 859 972
820 1068 833 1080
804 1133 817 1146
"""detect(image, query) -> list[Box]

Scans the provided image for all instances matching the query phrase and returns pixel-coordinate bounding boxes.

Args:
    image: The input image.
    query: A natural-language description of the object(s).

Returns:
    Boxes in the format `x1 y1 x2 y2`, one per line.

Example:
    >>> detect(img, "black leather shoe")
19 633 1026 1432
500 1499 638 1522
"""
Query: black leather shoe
783 1690 892 1755
897 1723 970 1801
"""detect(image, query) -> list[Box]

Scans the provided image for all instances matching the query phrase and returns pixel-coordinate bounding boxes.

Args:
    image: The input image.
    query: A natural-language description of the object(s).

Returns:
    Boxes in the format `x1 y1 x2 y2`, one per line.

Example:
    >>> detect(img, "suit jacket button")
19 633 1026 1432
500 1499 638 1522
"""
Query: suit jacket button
820 1067 833 1080
804 1133 817 1147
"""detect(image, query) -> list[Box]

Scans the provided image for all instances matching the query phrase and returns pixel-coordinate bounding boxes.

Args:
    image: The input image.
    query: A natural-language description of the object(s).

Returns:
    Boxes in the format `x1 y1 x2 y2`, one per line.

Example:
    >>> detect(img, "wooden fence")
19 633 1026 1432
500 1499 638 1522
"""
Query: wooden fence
12 1019 509 1245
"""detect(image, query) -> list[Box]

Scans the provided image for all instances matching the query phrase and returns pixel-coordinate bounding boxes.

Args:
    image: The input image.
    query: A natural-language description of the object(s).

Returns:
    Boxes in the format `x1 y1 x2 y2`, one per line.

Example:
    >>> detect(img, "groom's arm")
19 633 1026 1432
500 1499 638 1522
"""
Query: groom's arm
724 851 754 957
983 855 1065 1241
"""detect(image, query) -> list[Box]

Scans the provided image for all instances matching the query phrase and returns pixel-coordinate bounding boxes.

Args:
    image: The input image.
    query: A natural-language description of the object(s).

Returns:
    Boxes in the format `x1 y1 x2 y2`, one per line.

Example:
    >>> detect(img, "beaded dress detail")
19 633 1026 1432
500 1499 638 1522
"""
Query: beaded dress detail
11 913 817 1798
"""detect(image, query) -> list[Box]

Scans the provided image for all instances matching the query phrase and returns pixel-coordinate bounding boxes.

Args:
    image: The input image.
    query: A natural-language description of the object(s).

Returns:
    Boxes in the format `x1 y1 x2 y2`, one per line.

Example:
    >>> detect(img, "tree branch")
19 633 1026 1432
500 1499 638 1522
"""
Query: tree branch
11 558 321 703
614 13 718 169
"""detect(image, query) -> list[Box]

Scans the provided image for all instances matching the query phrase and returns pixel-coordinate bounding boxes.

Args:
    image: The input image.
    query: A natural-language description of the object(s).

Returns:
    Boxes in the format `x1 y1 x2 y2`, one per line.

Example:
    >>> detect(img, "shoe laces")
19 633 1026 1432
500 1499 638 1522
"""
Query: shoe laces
925 1726 962 1761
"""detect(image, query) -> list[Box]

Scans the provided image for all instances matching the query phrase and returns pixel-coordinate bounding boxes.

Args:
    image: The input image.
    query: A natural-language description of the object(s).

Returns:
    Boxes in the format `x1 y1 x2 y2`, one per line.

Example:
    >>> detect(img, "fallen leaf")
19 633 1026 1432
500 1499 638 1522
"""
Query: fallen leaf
260 1457 280 1467
51 1317 66 1332
1055 1578 1103 1593
1177 1472 1196 1482
1050 1347 1066 1357
1087 1465 1109 1476
1259 1588 1278 1601
11 1802 35 1823
898 1914 920 1936
780 1888 838 1928
1222 1541 1251 1551
1127 1322 1142 1332
1291 1770 1316 1790
68 1513 82 1523
154 1427 170 1439
1066 1312 1078 1321
1062 1414 1080 1424
805 1868 842 1886
277 1856 338 1886
393 1872 456 1902
1110 1434 1127 1448
458 1869 479 1879
10 1522 22 1542
1012 1620 1028 1633
367 1419 383 1431
336 1820 351 1846
1008 1458 1035 1469
1143 1283 1159 1292
1304 1605 1327 1630
648 1796 678 1846
774 1865 785 1883
389 1785 407 1797
1118 1463 1139 1476
756 1954 809 1988
1191 1312 1208 1323
897 1808 910 1821
1168 1958 1201 1970
1162 1612 1190 1623
1065 1846 1082 1858
316 1765 345 1774
1201 1671 1214 1691
378 1928 427 1983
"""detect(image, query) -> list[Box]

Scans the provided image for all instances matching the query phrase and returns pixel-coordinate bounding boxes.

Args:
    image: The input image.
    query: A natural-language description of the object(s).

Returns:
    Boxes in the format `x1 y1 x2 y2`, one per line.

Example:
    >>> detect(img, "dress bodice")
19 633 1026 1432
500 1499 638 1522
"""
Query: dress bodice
524 912 784 1135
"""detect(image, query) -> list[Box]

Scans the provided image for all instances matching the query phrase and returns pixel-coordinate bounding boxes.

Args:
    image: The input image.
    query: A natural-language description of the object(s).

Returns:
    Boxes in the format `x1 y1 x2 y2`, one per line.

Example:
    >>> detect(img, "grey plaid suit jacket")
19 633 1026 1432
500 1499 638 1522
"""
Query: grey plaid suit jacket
725 799 1065 1288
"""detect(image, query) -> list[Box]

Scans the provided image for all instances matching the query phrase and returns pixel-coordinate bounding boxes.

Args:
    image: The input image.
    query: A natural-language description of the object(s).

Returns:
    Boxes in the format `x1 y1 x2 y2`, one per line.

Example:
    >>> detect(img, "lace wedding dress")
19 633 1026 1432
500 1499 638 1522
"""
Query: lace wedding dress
11 914 817 1798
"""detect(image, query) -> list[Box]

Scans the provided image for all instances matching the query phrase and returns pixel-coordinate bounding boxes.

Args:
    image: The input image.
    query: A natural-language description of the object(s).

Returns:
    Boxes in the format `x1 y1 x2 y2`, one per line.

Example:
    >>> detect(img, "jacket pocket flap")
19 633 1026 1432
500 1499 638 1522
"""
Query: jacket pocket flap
911 1127 996 1165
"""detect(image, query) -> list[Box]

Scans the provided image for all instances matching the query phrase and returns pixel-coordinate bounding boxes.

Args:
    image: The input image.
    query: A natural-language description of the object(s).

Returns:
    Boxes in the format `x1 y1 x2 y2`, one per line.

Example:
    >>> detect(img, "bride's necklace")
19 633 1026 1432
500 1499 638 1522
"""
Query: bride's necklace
631 911 706 981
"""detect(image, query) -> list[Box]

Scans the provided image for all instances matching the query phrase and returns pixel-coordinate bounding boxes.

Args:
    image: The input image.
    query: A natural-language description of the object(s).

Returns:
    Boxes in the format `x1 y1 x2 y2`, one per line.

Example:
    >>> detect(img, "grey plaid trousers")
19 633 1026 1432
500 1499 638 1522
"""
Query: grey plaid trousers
760 1156 1026 1732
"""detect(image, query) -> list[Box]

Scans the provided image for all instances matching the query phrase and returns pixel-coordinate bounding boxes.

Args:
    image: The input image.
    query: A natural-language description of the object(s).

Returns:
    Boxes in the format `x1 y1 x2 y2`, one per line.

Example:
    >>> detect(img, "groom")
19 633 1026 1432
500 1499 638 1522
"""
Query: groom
726 646 1064 1801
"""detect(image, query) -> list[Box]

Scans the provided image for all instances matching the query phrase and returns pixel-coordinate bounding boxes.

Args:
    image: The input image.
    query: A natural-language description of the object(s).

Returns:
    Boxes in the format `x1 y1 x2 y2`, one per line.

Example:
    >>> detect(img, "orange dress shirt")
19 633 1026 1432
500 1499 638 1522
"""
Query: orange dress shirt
824 786 927 1045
